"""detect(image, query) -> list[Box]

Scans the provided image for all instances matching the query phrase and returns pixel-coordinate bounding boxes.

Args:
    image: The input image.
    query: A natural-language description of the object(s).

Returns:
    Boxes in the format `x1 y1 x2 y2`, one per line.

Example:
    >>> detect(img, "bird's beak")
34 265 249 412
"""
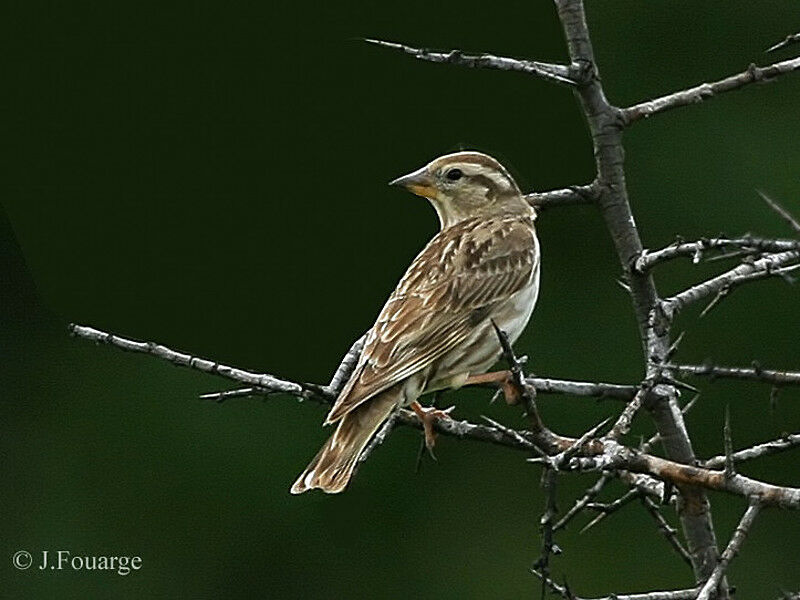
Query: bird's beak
389 167 437 199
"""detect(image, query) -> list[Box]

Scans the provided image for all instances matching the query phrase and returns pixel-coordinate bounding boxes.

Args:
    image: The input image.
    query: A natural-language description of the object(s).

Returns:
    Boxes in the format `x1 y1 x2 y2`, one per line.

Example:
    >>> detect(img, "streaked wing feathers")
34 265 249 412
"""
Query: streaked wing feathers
326 215 536 423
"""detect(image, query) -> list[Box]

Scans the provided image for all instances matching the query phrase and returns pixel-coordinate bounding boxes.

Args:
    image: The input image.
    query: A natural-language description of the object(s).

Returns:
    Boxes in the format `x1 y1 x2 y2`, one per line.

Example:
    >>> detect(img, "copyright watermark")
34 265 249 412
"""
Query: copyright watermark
12 550 142 575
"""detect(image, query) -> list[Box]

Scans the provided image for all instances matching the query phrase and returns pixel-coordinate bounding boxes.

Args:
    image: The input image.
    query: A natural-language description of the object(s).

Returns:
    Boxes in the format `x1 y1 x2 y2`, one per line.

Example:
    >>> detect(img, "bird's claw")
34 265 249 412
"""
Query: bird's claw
411 402 455 459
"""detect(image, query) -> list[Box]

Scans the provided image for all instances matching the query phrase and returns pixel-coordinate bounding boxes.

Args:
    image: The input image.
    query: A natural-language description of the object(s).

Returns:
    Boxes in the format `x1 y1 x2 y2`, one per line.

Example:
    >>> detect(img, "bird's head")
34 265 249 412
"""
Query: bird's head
389 151 531 228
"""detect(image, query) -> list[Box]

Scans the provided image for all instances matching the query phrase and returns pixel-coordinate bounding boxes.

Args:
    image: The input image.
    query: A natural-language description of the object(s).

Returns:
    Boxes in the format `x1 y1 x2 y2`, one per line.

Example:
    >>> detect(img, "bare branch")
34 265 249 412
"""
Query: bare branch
554 0 725 581
534 466 560 599
606 384 650 441
660 250 800 318
73 322 645 412
724 407 736 479
623 56 800 123
526 183 598 211
633 236 800 273
70 323 800 507
696 502 761 600
68 324 322 401
704 433 800 469
664 362 800 387
555 394 699 533
524 376 637 401
363 39 577 86
569 443 800 510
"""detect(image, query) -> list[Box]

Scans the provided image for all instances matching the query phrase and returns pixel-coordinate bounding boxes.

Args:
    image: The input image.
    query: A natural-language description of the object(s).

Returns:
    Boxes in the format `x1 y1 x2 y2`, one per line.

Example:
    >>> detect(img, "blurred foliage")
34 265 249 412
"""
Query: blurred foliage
1 1 799 598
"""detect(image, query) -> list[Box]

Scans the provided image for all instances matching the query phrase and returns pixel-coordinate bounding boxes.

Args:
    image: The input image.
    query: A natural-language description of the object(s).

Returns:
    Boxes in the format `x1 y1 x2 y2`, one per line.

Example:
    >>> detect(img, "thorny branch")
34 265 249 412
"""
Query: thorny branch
622 56 800 123
69 322 800 511
363 39 577 86
665 362 800 387
633 236 800 273
526 182 598 211
68 2 800 599
659 249 800 321
554 0 725 589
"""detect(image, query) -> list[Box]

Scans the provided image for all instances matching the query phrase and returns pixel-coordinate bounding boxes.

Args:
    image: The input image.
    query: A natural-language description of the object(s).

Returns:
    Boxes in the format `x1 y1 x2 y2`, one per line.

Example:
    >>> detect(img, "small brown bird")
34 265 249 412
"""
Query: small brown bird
291 151 540 494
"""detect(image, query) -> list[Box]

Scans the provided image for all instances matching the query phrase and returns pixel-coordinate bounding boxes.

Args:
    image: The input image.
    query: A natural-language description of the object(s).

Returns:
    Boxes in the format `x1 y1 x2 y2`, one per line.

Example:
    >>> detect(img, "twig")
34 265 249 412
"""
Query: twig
584 395 700 535
633 236 800 273
567 443 800 509
581 488 640 533
68 324 326 401
606 384 650 441
530 568 574 599
704 433 800 469
209 374 643 407
491 320 545 433
659 250 800 319
481 416 539 453
767 32 800 53
639 495 693 568
696 502 761 600
524 376 638 401
723 407 736 479
664 362 800 387
526 183 598 211
363 39 577 86
534 467 560 600
553 472 613 532
623 56 800 123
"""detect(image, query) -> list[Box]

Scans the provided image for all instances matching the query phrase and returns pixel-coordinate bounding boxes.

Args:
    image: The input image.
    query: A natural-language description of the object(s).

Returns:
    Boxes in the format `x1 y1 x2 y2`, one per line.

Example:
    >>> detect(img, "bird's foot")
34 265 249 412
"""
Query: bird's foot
464 370 521 405
410 401 455 459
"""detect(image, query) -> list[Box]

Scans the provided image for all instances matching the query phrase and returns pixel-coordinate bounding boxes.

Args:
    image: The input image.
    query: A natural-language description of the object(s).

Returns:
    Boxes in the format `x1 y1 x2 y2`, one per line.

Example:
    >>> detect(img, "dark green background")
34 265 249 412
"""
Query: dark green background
2 1 799 598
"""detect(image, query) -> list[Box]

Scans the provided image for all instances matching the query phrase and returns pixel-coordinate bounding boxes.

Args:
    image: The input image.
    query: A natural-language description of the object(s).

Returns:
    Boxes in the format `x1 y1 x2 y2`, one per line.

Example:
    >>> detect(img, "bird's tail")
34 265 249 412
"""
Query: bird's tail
290 387 400 494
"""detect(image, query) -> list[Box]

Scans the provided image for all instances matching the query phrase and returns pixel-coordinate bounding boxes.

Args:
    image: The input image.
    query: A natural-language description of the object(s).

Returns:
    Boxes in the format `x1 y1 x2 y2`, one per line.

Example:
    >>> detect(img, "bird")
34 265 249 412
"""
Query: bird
291 151 541 494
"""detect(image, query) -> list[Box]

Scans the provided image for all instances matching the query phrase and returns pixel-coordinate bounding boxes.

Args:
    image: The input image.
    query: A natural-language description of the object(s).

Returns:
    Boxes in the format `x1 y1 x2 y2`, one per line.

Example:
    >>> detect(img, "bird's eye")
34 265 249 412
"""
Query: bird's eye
445 168 463 181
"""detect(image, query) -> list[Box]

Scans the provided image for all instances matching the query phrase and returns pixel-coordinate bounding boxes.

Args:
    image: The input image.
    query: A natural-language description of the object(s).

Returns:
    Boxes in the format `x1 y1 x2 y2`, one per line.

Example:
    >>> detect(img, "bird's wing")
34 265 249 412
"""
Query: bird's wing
326 215 537 423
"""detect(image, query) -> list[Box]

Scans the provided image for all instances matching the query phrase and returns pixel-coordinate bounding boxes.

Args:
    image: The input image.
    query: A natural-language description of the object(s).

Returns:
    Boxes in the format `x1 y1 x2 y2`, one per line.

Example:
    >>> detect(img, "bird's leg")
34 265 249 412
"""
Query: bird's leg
463 370 521 405
410 400 454 459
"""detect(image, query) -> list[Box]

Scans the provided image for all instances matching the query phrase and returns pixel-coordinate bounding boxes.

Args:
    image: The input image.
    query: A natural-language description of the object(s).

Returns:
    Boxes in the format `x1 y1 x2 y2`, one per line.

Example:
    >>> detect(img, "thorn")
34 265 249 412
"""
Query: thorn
579 512 606 534
660 375 699 394
770 386 781 412
756 189 800 236
699 286 730 318
681 393 701 415
414 437 427 473
616 277 631 293
490 388 503 404
666 332 685 360
766 32 800 53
